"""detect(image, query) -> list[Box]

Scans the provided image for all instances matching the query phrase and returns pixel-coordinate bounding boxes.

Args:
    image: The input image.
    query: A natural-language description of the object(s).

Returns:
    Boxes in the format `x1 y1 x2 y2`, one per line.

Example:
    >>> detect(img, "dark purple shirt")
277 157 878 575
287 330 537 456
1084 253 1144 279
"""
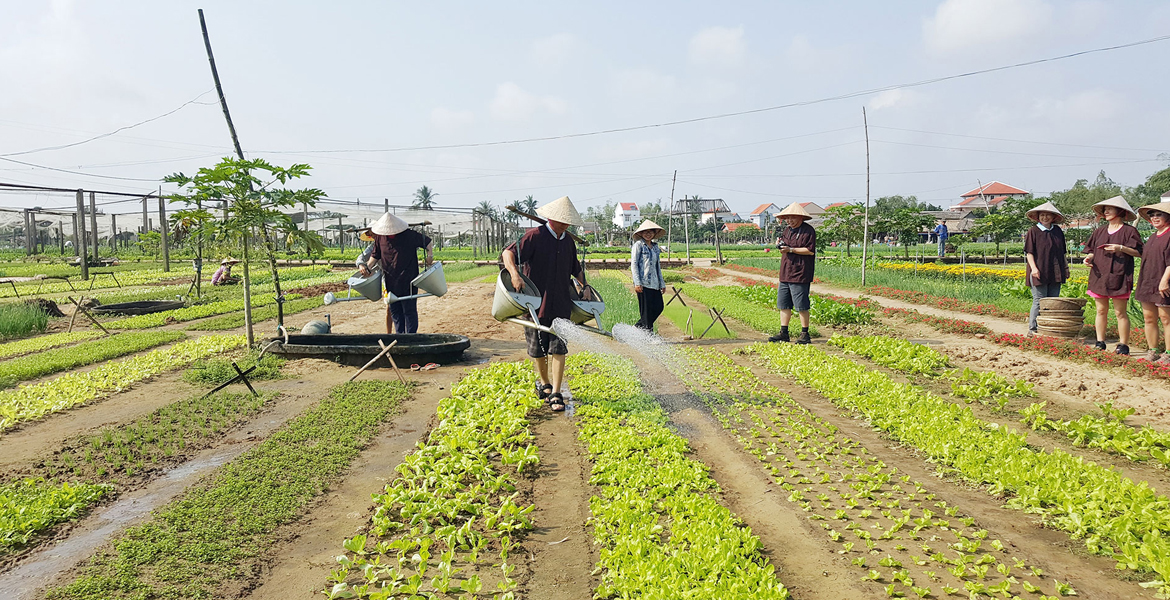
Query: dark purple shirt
1085 224 1142 297
372 229 431 295
1024 225 1068 285
1136 229 1170 304
778 223 816 284
505 226 583 325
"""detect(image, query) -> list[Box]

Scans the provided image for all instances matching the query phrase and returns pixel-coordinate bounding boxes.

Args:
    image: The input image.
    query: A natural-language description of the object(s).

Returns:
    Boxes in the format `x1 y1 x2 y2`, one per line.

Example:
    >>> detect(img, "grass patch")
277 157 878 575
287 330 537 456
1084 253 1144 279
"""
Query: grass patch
47 380 410 600
0 303 49 339
660 302 736 338
187 296 320 331
0 331 184 389
444 264 498 283
589 274 639 330
181 351 286 387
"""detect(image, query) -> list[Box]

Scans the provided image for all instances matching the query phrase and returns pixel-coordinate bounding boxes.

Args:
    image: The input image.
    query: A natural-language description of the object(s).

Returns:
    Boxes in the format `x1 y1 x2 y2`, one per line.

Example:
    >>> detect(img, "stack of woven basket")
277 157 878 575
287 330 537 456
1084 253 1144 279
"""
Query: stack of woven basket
1036 297 1087 338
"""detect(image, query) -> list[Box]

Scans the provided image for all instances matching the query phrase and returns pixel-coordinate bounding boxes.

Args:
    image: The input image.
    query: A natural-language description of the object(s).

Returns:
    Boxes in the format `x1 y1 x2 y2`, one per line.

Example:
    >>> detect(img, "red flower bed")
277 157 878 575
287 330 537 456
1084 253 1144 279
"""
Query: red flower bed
867 286 1025 320
991 333 1170 380
723 263 777 277
882 307 990 335
690 268 724 280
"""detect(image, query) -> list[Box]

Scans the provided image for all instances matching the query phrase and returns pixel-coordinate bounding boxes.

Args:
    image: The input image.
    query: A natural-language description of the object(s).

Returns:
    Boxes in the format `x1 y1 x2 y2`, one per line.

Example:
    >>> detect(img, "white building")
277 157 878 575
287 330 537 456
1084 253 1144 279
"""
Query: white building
613 202 639 229
748 203 780 228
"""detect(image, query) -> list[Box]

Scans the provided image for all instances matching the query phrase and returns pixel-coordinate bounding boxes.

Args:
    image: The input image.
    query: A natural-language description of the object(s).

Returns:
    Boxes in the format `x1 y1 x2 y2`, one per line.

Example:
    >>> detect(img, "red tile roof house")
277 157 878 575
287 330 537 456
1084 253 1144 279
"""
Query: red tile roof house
795 202 824 216
824 202 853 210
748 203 780 228
949 182 1029 214
722 222 761 233
613 202 639 229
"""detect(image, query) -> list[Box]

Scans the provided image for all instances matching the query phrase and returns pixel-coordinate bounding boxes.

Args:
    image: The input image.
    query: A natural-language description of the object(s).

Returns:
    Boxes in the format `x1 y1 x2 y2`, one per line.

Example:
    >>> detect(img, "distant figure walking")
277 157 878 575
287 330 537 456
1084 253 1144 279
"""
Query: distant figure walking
933 220 949 257
1083 196 1141 355
769 203 816 345
1023 202 1068 336
630 220 666 331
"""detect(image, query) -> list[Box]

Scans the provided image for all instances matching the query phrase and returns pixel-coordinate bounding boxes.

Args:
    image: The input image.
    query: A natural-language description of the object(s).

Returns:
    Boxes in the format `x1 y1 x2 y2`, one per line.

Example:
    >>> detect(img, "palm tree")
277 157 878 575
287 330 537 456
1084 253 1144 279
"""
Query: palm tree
475 199 497 218
412 186 438 210
520 194 538 215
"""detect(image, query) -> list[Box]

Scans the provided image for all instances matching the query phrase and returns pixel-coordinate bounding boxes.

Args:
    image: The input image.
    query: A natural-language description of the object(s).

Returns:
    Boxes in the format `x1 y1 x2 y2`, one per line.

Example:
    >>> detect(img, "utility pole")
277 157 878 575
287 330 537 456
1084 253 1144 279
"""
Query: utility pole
89 192 99 263
141 196 149 238
667 169 676 262
110 214 117 251
683 195 691 265
22 209 31 256
159 187 170 271
860 107 872 287
75 189 89 280
338 216 344 252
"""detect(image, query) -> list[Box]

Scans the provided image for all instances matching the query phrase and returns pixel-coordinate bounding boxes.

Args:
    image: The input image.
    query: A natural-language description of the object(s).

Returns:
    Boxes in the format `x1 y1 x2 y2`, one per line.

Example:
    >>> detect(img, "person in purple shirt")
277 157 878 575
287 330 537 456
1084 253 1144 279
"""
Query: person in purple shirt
769 203 816 345
211 257 239 286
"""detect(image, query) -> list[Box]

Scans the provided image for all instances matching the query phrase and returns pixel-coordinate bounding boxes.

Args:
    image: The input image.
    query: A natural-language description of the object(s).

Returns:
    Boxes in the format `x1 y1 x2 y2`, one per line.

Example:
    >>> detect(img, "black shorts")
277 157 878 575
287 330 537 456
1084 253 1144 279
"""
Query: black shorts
524 325 567 358
777 282 811 312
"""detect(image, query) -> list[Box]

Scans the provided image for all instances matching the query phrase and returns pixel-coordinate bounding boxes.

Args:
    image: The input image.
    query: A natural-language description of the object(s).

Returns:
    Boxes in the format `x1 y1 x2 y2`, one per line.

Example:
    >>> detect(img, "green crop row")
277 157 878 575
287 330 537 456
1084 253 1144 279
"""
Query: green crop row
749 342 1170 594
567 352 791 599
104 293 302 329
47 380 410 600
0 331 185 388
444 264 498 283
675 346 1063 599
0 334 246 432
186 296 321 331
0 330 104 360
679 284 819 337
589 274 639 330
1022 401 1170 469
181 351 286 387
731 283 876 326
328 362 540 599
0 479 111 554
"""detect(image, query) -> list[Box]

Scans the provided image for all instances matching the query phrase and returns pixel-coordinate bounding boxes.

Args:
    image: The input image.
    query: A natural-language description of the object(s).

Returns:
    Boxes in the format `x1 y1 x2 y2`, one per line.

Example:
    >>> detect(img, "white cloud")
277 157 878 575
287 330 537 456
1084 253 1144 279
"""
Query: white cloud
784 35 847 72
869 89 920 111
610 68 677 101
689 26 746 68
923 0 1053 55
1032 89 1125 122
489 82 567 121
531 33 579 70
430 107 475 132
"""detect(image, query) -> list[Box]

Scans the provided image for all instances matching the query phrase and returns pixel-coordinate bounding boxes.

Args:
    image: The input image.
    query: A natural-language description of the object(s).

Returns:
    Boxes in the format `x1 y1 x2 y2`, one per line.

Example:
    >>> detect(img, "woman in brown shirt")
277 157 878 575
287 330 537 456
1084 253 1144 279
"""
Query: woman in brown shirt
1023 202 1068 336
1083 196 1142 354
1135 201 1170 362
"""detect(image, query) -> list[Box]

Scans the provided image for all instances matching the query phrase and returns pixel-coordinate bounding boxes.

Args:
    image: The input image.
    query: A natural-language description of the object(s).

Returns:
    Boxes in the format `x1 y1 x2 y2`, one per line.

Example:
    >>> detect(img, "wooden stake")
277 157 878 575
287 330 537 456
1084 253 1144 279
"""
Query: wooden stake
350 339 398 382
380 339 407 384
67 296 110 335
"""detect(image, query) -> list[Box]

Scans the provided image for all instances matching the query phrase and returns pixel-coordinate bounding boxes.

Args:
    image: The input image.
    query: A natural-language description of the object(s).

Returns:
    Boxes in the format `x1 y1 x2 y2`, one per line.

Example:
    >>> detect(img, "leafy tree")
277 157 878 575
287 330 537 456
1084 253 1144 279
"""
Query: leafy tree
1047 171 1122 218
475 200 498 218
1131 165 1170 207
166 157 324 346
820 204 864 257
519 195 538 215
136 231 161 259
412 185 438 210
970 195 1039 256
874 207 934 258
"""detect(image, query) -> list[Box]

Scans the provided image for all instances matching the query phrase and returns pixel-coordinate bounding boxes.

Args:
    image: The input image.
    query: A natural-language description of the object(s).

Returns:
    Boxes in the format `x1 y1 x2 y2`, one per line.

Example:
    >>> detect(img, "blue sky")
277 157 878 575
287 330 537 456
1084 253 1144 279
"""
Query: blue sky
1 0 1168 223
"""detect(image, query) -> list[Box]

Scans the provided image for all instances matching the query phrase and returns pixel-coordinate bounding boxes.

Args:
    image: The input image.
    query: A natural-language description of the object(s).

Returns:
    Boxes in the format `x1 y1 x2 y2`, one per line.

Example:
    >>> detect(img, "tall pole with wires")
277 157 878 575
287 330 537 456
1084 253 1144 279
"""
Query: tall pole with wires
860 107 872 287
667 170 676 262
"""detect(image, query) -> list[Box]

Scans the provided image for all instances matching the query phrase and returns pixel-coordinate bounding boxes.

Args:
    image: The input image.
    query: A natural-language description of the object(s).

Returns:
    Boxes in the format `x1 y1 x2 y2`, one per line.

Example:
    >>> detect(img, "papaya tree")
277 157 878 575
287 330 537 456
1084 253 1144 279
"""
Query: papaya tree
165 157 324 345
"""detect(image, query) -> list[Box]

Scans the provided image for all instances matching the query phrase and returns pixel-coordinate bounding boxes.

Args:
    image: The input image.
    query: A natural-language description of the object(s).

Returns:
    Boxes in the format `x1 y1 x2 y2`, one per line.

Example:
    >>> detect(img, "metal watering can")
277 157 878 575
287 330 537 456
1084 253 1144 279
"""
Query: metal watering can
324 267 385 305
491 270 610 337
385 261 447 305
323 262 448 306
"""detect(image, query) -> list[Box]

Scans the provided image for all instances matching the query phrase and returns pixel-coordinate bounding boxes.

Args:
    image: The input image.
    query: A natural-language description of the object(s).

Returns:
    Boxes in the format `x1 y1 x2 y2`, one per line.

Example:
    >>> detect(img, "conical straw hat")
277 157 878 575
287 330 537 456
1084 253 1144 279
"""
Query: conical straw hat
632 219 665 238
1093 196 1136 221
220 256 240 265
1138 201 1170 222
776 202 813 220
1026 201 1065 224
370 212 409 235
536 196 583 226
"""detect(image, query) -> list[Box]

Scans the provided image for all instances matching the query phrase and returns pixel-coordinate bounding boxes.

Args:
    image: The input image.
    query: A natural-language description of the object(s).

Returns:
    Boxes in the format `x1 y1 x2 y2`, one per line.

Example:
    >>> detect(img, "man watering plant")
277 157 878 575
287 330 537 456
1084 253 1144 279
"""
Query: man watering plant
364 213 432 334
769 202 816 345
501 196 586 413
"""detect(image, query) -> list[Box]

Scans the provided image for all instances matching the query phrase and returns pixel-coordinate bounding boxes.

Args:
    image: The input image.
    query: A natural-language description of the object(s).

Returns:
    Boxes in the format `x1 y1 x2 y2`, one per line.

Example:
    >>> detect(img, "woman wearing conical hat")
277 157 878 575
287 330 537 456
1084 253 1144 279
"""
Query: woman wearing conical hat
630 219 666 331
1135 199 1170 362
1023 202 1069 336
768 202 816 345
501 196 586 412
1083 196 1142 355
363 213 433 334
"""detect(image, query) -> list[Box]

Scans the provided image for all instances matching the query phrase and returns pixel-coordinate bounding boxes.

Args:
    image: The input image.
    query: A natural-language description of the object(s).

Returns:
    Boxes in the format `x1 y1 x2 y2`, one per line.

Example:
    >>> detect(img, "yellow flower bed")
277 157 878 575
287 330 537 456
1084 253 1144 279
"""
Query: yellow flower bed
877 262 1087 285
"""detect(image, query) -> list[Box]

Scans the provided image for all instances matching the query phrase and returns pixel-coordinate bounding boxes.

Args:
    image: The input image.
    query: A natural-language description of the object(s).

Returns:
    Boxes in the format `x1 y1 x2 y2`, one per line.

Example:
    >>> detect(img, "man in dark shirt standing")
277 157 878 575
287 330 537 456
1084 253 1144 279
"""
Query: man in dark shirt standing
364 212 432 334
501 196 585 412
770 203 817 344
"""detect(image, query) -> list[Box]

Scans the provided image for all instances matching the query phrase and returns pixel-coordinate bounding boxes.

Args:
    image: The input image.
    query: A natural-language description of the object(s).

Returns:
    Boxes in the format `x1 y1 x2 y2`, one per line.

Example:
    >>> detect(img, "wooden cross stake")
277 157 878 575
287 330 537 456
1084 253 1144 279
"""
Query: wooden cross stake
698 307 731 340
67 296 110 335
664 285 686 307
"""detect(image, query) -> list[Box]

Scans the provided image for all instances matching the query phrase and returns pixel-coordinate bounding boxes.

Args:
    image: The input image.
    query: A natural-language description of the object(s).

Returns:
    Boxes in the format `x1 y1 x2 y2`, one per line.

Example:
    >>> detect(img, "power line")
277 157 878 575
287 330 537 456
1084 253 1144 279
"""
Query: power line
869 139 1151 161
260 33 1170 155
0 156 161 182
870 125 1166 153
0 90 216 158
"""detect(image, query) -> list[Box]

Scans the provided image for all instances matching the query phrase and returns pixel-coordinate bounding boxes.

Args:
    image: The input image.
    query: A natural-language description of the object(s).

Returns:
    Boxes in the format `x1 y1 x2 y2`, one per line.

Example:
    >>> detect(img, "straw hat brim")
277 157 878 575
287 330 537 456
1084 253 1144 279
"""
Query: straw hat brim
1138 201 1170 222
535 196 584 227
220 257 240 265
632 220 665 238
370 213 410 236
1093 196 1137 221
1026 202 1065 224
357 228 375 242
776 202 813 220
